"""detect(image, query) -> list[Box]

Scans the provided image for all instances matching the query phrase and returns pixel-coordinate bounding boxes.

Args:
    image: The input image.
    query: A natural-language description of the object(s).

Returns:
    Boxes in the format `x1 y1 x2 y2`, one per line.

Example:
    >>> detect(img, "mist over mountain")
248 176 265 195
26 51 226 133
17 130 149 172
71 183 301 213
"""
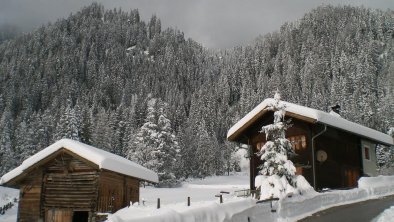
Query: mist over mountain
0 3 392 183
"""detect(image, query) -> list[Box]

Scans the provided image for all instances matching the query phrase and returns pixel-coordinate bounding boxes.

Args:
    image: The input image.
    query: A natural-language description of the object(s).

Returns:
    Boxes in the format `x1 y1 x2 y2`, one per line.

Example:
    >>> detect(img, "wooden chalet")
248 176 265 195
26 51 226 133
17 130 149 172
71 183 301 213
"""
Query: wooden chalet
227 99 394 191
0 139 158 222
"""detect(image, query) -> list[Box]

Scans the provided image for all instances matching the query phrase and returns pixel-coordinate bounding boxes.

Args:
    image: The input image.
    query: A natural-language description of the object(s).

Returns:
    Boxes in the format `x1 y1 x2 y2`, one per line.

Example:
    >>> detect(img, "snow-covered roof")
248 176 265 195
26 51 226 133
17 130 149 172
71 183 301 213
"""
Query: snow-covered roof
0 139 159 185
227 98 393 146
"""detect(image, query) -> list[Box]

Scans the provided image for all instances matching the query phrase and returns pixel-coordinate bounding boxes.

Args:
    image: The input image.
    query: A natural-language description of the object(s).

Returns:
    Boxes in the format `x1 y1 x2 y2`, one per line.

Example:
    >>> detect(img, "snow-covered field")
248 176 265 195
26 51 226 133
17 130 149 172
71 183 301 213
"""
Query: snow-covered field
0 186 19 222
109 173 251 222
140 173 249 206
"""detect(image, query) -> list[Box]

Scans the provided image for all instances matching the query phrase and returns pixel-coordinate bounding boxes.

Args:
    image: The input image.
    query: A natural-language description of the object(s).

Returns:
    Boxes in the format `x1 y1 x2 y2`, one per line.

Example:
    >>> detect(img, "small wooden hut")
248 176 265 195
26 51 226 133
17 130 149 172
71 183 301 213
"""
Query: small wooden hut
227 98 393 191
0 139 158 222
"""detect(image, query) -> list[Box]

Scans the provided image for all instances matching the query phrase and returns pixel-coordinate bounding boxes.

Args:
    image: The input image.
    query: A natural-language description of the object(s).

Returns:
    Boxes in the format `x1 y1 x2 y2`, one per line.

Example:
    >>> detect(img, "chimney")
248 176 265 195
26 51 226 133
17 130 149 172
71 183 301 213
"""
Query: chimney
331 104 341 114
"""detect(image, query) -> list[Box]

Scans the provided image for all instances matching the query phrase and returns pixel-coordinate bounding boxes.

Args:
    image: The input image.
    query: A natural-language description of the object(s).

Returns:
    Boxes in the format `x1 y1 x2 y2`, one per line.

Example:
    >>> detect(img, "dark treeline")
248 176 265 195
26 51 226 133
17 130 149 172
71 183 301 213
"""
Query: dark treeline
0 3 393 185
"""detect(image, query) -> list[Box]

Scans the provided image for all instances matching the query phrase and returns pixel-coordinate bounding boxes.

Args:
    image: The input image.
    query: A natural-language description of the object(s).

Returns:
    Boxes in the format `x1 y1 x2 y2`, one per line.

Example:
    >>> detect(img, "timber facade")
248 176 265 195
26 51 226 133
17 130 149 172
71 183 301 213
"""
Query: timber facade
228 99 393 191
4 149 144 222
245 113 363 190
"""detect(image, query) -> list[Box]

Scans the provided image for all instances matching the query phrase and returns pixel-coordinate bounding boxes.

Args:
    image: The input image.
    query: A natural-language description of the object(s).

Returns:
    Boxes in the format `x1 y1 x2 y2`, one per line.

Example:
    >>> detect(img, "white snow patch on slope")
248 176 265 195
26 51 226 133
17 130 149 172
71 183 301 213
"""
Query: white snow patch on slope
126 46 136 51
0 139 158 185
227 98 393 146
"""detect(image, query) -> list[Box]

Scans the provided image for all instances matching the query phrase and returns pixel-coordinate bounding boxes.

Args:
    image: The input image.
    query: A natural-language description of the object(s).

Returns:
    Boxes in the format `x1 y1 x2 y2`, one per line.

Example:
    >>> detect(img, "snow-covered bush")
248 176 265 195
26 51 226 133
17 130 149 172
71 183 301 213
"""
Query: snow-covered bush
256 92 312 199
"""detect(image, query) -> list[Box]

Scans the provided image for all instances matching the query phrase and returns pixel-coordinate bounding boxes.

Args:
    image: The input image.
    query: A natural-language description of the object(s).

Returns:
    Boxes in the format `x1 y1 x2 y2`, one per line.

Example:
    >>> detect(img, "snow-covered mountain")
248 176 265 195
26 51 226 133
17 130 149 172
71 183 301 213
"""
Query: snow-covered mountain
0 3 393 183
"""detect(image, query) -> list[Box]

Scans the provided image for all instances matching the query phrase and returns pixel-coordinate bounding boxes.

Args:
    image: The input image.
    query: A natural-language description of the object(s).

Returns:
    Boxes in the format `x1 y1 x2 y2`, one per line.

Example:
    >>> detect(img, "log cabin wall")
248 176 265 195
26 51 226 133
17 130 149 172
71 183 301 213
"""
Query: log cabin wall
42 151 99 222
313 126 361 189
18 169 43 222
97 171 140 213
97 171 124 213
125 176 140 205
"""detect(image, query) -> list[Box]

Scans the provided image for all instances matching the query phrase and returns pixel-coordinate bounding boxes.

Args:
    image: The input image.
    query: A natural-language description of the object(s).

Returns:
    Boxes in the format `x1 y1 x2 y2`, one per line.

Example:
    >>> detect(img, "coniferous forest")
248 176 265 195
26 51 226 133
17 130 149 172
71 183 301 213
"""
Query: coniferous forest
0 3 393 185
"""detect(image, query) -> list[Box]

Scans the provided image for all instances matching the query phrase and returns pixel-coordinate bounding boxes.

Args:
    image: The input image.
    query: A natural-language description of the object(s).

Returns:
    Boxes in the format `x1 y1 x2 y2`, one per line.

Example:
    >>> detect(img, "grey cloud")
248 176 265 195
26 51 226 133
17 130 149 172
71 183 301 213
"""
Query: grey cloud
0 0 393 48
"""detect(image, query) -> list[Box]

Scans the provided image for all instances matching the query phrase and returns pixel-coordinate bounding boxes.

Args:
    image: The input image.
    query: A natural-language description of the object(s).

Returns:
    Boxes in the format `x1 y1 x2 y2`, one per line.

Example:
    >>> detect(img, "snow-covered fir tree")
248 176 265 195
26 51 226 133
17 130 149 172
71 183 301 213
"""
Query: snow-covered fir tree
127 98 179 186
156 105 180 186
376 144 392 170
257 92 296 188
54 98 81 141
255 92 313 199
0 109 15 175
376 127 394 174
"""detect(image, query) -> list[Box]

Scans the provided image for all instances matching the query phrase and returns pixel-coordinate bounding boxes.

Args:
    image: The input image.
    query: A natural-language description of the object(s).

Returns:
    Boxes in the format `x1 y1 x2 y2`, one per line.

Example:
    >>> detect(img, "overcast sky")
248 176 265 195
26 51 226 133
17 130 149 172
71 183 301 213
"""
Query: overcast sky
0 0 393 48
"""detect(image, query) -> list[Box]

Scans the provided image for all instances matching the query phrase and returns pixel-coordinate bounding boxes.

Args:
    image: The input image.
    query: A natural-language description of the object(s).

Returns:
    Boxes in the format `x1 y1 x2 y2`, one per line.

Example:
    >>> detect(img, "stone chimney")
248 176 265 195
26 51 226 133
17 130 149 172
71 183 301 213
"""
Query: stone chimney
330 104 341 114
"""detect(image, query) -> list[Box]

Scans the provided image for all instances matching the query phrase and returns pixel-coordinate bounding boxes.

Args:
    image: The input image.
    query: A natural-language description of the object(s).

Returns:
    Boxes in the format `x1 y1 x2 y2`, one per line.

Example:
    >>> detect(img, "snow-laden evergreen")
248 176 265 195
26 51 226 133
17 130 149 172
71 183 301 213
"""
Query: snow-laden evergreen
127 98 179 186
376 128 394 175
54 98 81 141
256 92 312 199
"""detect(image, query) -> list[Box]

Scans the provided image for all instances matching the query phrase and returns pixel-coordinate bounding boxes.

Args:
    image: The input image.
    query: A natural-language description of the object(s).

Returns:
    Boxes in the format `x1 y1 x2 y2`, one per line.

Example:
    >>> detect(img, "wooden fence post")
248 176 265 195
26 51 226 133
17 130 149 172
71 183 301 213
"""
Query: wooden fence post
215 194 223 203
187 197 190 206
157 198 160 209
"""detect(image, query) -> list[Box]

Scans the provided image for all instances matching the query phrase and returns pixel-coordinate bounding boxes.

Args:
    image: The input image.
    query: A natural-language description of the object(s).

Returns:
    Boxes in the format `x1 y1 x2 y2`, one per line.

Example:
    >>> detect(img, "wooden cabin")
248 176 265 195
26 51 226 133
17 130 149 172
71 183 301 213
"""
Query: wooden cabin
227 98 393 191
0 139 158 222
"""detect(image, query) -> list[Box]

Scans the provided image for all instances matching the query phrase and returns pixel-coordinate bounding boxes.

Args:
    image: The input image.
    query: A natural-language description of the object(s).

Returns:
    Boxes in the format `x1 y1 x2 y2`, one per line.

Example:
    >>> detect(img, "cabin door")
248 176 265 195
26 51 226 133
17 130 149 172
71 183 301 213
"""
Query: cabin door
45 208 73 222
343 166 360 187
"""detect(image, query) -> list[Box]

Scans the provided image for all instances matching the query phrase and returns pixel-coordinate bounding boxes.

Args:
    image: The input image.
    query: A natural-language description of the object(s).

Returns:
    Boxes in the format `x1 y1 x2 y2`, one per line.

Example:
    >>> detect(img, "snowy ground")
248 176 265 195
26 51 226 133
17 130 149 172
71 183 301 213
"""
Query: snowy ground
373 206 394 222
0 186 19 222
111 175 394 222
2 174 394 222
140 173 249 206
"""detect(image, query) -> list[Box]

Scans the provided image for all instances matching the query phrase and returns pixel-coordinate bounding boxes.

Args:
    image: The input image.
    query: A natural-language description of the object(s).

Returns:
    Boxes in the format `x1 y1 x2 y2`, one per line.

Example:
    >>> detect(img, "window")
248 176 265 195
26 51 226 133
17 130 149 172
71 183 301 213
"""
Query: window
288 135 307 151
256 135 307 152
364 147 370 160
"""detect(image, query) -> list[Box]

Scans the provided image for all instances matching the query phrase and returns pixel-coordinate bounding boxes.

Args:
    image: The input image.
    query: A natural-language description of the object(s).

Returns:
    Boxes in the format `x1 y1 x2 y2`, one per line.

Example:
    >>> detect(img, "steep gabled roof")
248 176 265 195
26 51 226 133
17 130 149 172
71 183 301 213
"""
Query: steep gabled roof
0 139 159 185
227 98 393 146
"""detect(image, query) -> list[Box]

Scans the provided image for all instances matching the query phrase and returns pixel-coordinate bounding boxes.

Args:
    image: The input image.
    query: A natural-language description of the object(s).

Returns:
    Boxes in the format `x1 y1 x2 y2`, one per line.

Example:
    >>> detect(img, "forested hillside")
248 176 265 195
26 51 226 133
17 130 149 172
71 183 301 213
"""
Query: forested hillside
0 4 393 184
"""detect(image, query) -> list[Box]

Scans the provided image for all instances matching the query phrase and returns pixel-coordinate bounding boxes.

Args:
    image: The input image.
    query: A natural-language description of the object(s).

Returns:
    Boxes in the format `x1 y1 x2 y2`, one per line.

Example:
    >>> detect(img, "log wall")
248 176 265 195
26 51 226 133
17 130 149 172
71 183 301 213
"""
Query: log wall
18 169 43 222
42 152 99 221
13 149 142 222
97 171 140 213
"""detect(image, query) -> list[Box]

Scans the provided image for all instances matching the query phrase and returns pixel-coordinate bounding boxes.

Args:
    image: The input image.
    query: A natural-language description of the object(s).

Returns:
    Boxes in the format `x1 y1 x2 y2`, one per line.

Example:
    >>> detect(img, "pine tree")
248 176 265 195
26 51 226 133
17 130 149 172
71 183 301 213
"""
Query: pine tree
155 104 179 186
376 144 392 170
0 109 15 175
127 98 179 186
54 98 81 141
255 92 307 199
257 92 295 180
377 127 394 173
